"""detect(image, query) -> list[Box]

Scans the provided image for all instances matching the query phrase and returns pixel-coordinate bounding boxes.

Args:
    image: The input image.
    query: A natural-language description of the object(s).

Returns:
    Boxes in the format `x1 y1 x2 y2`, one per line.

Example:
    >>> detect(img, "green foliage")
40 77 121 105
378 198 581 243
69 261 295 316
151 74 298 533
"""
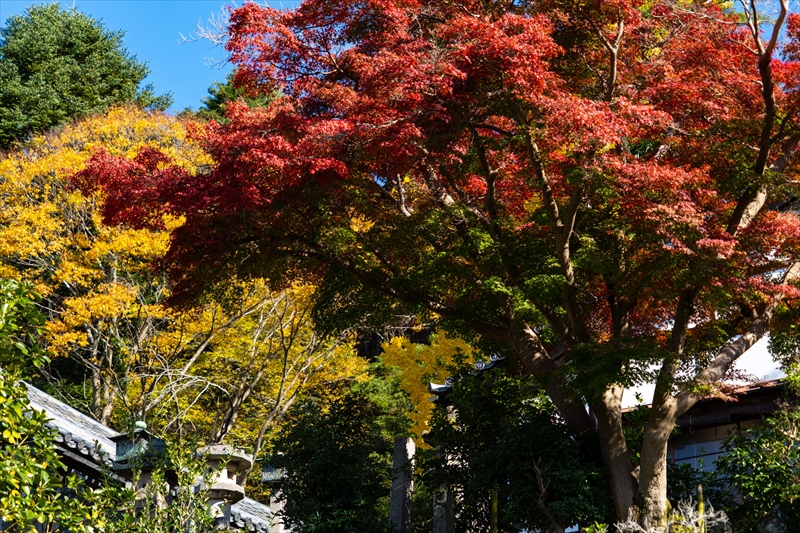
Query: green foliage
92 441 216 533
715 402 800 532
194 71 273 123
0 280 45 373
666 462 734 511
423 368 612 532
583 522 610 533
768 322 800 370
0 279 215 531
0 280 95 531
0 3 172 148
270 364 412 533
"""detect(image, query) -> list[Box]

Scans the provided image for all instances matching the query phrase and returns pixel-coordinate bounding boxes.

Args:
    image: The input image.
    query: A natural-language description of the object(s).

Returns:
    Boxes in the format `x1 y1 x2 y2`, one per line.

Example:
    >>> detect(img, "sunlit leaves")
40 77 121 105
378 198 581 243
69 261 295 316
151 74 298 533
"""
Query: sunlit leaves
380 332 475 441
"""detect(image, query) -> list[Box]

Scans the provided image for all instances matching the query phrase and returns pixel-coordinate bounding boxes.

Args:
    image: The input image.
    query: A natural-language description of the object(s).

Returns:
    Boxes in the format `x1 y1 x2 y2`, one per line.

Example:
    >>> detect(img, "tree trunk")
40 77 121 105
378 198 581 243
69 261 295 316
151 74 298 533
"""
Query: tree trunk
508 325 592 433
591 385 637 521
636 402 676 526
91 366 104 421
99 368 115 426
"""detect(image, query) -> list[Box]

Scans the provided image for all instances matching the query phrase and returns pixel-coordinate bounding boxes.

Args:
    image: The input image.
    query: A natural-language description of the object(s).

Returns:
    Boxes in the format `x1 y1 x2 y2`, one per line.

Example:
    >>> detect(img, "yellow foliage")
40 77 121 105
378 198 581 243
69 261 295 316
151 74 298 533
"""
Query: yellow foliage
0 106 207 295
349 215 375 234
0 106 367 448
380 333 475 443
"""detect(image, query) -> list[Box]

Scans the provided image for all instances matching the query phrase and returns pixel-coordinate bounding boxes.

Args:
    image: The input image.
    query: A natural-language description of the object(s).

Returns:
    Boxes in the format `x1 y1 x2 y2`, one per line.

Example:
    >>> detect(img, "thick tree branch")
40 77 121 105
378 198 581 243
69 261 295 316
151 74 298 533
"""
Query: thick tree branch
508 322 593 432
470 125 501 239
420 163 455 206
520 128 589 342
668 287 695 357
675 261 800 415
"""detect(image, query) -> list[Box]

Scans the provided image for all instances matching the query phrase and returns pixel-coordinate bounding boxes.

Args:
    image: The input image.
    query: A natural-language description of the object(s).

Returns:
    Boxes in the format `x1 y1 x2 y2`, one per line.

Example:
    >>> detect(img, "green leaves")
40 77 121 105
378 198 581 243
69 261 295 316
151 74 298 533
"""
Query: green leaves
715 402 800 529
271 364 412 533
0 280 45 374
424 368 613 531
0 4 172 148
194 70 274 123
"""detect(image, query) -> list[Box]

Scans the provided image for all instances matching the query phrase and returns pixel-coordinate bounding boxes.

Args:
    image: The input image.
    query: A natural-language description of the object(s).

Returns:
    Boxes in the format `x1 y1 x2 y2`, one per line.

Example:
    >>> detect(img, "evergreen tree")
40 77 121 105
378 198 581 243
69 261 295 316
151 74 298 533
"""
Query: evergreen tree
270 364 412 533
0 3 171 148
195 70 272 123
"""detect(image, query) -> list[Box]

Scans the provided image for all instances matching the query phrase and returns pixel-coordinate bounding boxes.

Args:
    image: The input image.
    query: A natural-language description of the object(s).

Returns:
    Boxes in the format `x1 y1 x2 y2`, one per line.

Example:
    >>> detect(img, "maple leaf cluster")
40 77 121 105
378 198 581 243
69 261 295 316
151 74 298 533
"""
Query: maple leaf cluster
75 0 800 367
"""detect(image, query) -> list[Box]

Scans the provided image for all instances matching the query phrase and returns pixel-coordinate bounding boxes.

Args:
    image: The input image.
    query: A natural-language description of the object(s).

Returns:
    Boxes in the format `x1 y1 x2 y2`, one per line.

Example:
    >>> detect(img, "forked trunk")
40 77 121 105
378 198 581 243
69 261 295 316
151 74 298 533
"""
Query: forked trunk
508 326 592 433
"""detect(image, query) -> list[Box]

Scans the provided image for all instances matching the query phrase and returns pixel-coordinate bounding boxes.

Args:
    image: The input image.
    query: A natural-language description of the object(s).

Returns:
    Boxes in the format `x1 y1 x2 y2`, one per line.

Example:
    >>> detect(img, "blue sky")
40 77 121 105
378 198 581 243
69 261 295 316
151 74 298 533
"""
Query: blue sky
0 0 298 111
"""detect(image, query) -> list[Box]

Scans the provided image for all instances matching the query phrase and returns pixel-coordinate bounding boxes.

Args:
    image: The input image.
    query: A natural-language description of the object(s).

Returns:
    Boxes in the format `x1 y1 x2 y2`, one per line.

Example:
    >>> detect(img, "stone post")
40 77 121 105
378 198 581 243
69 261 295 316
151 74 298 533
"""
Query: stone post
432 485 455 533
261 464 287 533
390 437 415 533
110 422 172 510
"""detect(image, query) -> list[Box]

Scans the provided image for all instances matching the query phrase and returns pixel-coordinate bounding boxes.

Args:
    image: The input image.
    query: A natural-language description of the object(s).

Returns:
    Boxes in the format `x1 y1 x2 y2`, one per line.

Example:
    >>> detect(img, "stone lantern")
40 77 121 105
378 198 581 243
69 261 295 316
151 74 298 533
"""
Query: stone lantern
195 444 253 529
110 421 173 508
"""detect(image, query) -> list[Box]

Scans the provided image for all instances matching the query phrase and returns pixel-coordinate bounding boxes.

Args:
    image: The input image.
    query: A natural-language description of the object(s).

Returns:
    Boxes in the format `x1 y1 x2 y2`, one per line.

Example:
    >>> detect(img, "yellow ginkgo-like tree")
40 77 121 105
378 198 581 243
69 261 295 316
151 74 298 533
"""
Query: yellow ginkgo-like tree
380 332 475 443
0 107 368 449
0 106 207 425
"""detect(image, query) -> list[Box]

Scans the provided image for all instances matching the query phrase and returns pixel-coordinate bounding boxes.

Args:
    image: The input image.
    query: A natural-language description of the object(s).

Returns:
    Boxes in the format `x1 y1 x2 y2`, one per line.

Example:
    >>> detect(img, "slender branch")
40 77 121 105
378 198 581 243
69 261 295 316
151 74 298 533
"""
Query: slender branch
727 0 789 235
590 18 624 102
532 458 566 533
393 174 413 217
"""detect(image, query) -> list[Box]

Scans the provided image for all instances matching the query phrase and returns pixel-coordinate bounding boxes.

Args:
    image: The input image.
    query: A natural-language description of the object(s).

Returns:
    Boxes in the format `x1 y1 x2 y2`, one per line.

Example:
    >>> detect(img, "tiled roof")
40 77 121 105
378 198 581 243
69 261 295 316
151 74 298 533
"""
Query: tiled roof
231 497 274 531
24 381 274 531
621 378 786 414
25 382 116 466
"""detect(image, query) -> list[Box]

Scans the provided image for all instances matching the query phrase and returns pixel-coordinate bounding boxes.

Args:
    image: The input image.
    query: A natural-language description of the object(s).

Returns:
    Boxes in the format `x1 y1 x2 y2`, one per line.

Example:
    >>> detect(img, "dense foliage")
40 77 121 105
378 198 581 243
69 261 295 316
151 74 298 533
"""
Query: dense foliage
0 282 235 532
0 4 171 148
716 400 800 532
76 0 800 519
0 280 83 529
195 70 273 123
425 368 612 532
0 104 367 458
270 365 412 533
380 332 475 440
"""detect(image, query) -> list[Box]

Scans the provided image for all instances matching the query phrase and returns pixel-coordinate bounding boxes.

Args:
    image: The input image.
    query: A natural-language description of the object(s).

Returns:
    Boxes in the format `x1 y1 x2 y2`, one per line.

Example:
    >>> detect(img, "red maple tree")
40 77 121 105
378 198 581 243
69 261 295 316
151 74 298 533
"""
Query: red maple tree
77 0 800 524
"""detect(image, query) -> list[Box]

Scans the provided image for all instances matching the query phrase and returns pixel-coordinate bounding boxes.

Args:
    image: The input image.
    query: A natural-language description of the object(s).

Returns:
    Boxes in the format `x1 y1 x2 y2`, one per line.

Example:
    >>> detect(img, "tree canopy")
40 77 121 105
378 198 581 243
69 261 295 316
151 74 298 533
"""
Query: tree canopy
76 0 800 523
270 365 412 533
195 70 273 123
0 3 171 149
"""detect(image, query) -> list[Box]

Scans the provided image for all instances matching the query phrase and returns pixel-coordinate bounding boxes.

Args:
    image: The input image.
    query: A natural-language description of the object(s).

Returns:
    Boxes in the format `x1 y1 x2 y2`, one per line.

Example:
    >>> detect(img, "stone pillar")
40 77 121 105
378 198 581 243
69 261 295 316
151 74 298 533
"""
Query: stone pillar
261 465 287 533
268 489 286 533
390 437 415 533
432 485 455 533
110 422 172 510
432 406 456 533
195 445 253 529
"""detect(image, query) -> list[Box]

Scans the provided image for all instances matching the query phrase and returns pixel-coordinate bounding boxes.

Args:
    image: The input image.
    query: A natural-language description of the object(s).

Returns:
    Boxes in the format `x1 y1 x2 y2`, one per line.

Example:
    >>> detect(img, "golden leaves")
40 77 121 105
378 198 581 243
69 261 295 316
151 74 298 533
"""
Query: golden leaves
349 215 375 234
380 333 475 443
0 106 201 291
